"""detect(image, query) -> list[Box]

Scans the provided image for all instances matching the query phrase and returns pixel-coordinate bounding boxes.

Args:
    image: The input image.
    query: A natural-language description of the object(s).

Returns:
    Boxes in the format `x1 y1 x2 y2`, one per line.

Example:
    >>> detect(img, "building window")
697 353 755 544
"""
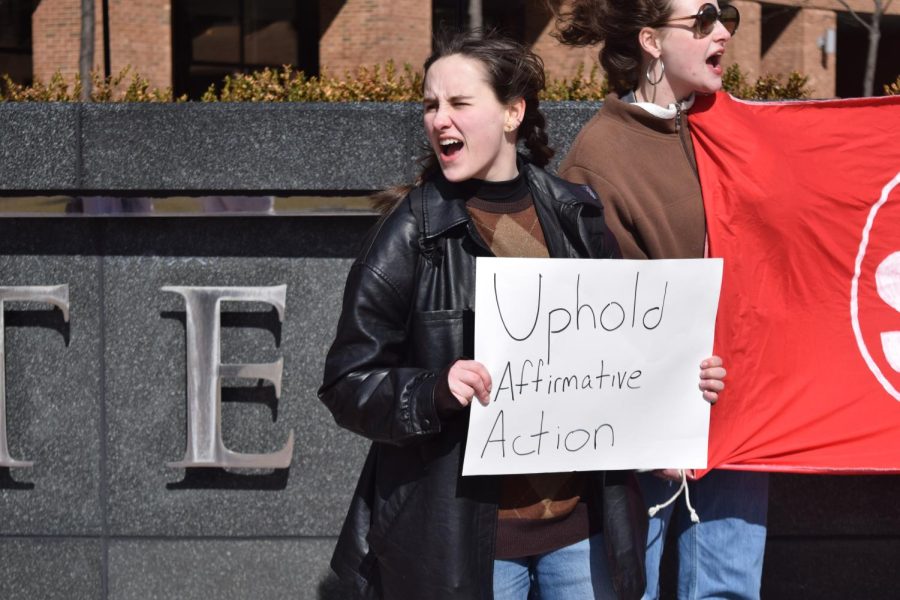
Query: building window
173 0 319 100
483 0 526 40
0 0 38 86
836 12 900 97
431 0 531 47
433 0 468 35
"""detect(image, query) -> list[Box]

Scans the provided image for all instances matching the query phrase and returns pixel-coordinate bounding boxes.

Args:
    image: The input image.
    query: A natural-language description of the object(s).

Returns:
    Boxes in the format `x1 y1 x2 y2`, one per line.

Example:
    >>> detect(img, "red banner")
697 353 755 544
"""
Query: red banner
688 92 900 474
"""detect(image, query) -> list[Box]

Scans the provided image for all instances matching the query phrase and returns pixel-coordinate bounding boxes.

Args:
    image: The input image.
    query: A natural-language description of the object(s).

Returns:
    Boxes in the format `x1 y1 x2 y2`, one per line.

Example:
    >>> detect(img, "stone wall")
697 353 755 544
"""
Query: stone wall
1 102 898 599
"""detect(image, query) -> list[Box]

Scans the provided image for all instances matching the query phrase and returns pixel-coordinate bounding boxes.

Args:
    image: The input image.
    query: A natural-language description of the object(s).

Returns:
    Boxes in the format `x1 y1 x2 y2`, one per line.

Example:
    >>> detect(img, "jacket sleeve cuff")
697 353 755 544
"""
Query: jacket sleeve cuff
433 363 467 420
410 372 442 435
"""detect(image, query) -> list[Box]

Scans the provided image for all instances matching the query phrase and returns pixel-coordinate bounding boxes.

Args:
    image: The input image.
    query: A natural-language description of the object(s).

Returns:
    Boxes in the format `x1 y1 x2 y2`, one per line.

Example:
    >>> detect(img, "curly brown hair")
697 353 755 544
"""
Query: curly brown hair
551 0 673 93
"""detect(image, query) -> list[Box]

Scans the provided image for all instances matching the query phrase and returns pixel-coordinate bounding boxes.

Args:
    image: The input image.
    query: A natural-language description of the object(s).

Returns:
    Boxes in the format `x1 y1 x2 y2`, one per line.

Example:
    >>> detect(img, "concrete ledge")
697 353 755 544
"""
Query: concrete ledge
0 101 601 194
0 103 78 193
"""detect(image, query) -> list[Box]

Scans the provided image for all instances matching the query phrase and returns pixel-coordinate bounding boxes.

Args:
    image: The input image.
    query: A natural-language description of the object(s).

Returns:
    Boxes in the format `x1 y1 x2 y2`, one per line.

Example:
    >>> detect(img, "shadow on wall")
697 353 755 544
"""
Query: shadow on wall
0 468 35 490
320 0 346 36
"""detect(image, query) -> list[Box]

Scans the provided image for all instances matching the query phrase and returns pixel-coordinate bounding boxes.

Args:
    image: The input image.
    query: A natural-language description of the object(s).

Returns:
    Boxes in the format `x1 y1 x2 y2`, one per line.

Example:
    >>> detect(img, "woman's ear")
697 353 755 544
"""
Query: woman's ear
638 26 663 59
505 97 526 133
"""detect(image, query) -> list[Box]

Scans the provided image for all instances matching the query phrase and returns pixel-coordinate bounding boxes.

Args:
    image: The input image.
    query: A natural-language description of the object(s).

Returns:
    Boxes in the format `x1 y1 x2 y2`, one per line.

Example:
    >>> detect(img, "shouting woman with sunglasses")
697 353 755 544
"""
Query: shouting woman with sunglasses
552 2 767 599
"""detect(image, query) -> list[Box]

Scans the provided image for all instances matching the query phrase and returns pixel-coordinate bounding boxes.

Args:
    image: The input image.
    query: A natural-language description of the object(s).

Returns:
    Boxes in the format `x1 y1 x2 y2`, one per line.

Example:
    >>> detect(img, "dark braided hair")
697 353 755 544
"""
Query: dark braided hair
551 0 673 94
372 29 553 212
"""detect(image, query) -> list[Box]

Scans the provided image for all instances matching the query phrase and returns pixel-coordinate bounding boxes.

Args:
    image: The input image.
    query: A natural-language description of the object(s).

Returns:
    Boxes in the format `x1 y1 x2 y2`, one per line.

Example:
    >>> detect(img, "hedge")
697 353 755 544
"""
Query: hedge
1 62 810 102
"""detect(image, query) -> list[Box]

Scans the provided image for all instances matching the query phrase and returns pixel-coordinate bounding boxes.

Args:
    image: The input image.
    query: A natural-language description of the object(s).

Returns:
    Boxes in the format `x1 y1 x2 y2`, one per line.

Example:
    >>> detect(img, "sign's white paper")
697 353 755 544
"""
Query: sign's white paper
462 257 723 476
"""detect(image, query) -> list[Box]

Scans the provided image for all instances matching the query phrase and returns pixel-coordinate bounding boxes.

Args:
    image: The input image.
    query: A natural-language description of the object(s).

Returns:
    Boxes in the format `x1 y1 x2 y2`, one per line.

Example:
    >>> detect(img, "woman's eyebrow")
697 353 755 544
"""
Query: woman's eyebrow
423 94 474 103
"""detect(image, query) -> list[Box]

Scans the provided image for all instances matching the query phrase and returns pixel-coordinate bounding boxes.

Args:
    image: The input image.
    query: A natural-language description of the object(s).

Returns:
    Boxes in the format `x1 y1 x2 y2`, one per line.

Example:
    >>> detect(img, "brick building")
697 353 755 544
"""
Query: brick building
1 0 899 98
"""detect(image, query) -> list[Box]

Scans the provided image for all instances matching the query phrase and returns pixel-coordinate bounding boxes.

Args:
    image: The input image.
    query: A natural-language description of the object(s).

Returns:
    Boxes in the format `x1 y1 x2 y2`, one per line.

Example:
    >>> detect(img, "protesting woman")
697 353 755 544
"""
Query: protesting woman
320 30 725 599
554 2 767 599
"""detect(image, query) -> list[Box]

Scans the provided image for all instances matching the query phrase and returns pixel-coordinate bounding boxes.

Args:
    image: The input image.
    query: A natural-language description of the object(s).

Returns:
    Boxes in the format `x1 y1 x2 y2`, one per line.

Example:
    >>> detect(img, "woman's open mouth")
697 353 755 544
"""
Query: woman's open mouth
439 138 464 158
707 53 723 75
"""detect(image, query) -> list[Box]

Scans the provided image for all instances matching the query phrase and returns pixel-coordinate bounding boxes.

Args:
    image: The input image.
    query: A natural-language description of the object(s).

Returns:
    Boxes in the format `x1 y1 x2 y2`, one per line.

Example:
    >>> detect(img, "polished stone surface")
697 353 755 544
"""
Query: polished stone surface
762 537 900 599
0 102 600 194
0 103 78 193
0 223 104 536
768 473 900 536
108 538 338 600
543 101 601 172
94 218 369 536
0 538 103 600
103 253 368 535
81 102 423 192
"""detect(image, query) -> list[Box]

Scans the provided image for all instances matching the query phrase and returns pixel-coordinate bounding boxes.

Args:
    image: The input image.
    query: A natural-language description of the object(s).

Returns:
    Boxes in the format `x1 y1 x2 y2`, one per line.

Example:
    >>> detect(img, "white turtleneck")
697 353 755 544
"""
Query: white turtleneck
622 90 696 119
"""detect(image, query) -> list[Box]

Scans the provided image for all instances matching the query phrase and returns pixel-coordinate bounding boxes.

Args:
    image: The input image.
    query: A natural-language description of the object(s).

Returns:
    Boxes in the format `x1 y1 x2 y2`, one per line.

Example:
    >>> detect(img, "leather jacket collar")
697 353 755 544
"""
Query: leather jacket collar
420 161 596 242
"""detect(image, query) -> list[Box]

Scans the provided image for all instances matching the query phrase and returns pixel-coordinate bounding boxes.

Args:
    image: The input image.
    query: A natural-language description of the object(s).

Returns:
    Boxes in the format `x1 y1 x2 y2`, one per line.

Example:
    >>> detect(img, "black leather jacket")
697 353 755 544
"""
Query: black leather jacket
319 164 647 599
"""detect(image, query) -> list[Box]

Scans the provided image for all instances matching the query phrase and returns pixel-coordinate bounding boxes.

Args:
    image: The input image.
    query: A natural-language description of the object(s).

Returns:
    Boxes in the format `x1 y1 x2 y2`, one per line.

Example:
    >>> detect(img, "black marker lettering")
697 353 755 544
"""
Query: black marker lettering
547 307 572 364
576 274 596 330
565 429 591 452
512 435 535 456
494 362 515 403
643 282 668 329
481 410 507 458
494 273 541 340
600 302 626 331
594 424 615 448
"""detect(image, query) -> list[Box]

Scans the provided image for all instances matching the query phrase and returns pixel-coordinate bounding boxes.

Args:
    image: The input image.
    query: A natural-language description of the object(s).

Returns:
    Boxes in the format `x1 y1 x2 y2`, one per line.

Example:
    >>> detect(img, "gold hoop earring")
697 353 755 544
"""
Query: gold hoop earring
646 58 665 86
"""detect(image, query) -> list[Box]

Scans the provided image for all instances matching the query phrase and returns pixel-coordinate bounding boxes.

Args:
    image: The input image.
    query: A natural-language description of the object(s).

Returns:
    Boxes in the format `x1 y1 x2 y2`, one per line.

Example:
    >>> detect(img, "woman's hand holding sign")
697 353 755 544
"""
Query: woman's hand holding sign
447 359 493 409
699 355 726 404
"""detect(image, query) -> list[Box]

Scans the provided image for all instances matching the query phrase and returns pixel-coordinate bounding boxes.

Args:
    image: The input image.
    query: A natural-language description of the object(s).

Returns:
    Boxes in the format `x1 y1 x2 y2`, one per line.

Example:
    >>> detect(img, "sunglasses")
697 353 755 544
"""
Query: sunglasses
660 3 740 37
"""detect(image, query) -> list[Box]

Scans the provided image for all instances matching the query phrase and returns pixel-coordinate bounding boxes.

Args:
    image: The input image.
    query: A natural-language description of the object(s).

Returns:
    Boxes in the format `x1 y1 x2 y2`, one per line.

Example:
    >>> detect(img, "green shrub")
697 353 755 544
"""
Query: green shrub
721 63 810 100
204 61 606 102
0 67 182 102
2 62 811 103
201 61 423 102
542 64 608 101
885 75 900 96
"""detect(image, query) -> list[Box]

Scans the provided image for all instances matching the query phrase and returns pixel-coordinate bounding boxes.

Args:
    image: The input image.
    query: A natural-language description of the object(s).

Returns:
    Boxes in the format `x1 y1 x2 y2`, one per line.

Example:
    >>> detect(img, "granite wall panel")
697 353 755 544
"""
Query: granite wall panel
543 101 601 172
79 102 424 192
0 538 103 600
107 538 338 600
0 102 602 194
762 537 900 599
95 218 370 537
0 217 374 597
0 104 78 193
0 221 104 536
769 473 900 536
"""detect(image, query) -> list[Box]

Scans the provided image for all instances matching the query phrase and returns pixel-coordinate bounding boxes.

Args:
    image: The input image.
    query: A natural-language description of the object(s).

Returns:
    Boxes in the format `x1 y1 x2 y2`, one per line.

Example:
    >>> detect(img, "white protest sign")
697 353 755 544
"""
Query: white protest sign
462 257 723 476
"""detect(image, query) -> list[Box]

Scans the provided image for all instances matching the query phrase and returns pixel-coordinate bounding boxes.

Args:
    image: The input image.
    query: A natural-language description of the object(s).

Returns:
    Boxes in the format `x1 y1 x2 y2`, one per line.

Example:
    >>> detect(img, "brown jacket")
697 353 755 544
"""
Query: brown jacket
559 93 706 260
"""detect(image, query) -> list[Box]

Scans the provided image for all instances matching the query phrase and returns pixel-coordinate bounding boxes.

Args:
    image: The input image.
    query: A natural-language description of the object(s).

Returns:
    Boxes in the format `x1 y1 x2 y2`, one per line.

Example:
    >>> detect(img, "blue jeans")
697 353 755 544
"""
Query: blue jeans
639 470 769 600
493 533 615 600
